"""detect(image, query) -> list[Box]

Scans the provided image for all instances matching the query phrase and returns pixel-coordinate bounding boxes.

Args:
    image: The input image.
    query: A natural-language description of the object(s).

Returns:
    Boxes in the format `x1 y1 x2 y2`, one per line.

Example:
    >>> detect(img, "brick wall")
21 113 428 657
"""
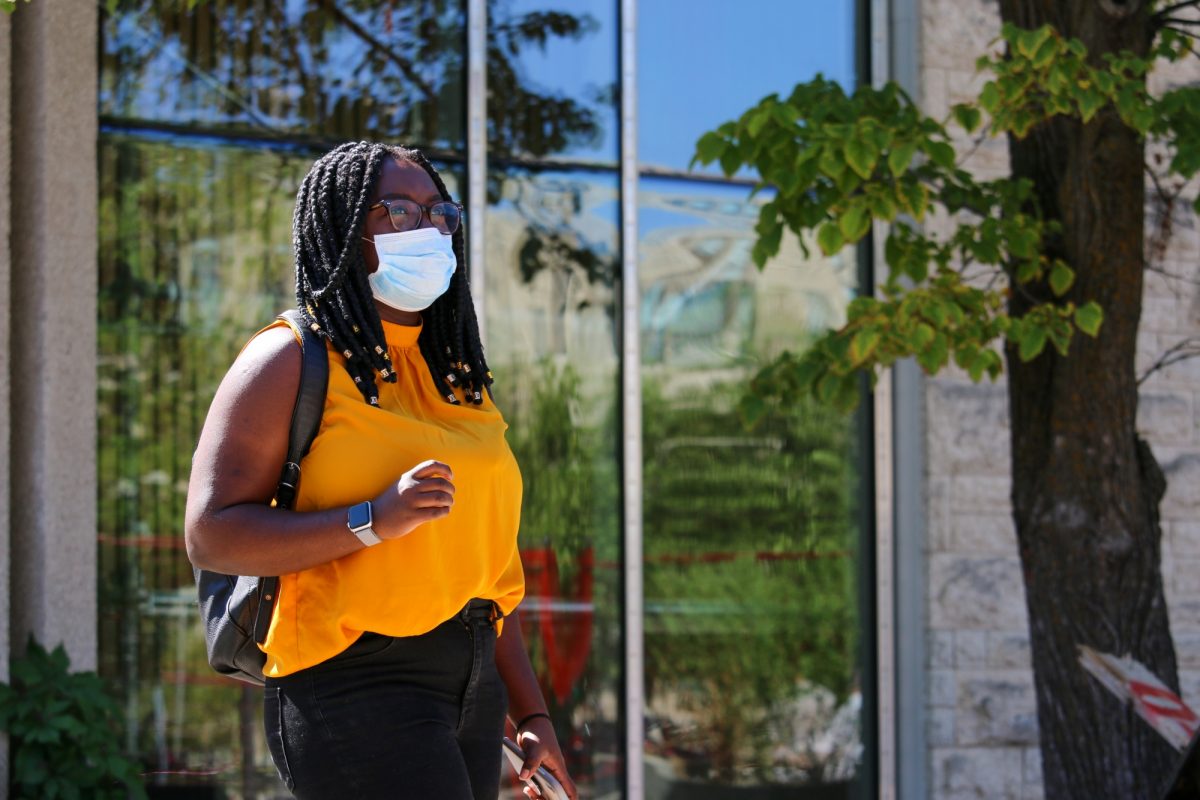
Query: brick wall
917 1 1200 797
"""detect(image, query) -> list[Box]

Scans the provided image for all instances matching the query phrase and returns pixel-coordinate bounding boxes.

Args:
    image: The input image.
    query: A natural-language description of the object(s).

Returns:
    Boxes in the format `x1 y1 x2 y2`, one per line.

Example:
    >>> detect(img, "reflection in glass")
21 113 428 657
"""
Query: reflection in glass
101 0 468 147
487 0 617 163
485 168 623 799
637 0 856 173
98 137 306 796
639 177 868 796
97 135 462 796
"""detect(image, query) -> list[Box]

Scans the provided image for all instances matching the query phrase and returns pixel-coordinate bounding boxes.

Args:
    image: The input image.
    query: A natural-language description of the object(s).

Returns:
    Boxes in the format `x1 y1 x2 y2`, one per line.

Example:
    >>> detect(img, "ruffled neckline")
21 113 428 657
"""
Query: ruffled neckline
379 318 422 350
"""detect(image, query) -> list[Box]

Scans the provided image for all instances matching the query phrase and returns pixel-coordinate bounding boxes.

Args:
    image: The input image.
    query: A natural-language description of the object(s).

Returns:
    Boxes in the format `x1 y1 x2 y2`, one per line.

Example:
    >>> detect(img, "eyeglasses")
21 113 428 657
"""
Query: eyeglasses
369 198 463 236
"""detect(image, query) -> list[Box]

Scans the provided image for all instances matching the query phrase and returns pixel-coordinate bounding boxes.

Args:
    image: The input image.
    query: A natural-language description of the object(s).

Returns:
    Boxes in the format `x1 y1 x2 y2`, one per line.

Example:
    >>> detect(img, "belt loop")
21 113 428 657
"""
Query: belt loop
490 601 502 624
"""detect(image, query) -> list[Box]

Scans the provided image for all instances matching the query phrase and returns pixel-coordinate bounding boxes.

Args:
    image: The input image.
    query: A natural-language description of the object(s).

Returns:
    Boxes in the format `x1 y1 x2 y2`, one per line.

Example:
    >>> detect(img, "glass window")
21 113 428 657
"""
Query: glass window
98 136 307 794
101 0 468 148
98 133 465 795
638 176 871 797
637 1 856 174
487 0 618 163
484 167 623 799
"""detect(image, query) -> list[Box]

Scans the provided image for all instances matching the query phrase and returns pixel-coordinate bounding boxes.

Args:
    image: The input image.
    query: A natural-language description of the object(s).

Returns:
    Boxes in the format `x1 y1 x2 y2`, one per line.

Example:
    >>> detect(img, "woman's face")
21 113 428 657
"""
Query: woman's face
361 157 445 277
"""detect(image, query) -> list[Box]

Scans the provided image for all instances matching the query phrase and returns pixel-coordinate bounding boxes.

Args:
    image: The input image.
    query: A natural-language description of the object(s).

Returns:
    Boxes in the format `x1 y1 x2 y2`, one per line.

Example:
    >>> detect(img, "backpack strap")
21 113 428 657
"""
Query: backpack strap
251 309 329 644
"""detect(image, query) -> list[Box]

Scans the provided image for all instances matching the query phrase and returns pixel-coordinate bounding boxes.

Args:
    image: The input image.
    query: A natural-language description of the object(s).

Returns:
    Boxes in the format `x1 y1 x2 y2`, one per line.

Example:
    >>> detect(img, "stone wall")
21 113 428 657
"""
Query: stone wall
918 0 1200 798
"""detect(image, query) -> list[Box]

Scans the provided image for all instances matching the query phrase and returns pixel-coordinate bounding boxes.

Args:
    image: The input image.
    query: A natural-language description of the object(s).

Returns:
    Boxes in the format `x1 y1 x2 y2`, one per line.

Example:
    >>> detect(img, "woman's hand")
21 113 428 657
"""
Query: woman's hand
372 459 455 540
516 717 578 800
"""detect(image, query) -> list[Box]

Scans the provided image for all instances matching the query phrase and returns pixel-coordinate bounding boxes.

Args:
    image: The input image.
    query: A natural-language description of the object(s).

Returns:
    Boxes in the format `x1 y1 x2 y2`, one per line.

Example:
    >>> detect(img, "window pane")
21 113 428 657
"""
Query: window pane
487 0 618 163
99 136 304 794
101 0 467 148
484 168 623 798
637 1 856 174
639 176 870 796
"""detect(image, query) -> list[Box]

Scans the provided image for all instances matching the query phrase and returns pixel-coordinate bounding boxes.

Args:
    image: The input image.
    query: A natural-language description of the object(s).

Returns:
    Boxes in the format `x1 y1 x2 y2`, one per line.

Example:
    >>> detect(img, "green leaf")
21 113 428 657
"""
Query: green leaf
925 140 957 169
838 206 871 242
1077 90 1106 124
1048 262 1074 296
952 104 983 134
719 147 743 177
1018 324 1047 361
849 328 881 366
1030 33 1059 69
746 107 771 137
817 222 845 256
1074 301 1104 336
887 141 919 177
738 394 768 427
844 136 879 179
980 82 1001 114
693 131 728 167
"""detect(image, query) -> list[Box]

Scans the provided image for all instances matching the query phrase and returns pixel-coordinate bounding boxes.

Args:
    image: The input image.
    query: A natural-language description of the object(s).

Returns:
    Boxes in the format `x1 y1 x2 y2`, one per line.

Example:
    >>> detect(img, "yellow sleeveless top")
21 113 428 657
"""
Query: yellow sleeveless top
257 318 525 677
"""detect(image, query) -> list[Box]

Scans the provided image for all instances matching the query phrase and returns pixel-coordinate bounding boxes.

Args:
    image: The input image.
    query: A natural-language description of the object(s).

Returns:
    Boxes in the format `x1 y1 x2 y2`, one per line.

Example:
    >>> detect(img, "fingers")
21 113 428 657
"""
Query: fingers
412 490 454 508
519 754 541 782
410 459 453 481
414 477 455 496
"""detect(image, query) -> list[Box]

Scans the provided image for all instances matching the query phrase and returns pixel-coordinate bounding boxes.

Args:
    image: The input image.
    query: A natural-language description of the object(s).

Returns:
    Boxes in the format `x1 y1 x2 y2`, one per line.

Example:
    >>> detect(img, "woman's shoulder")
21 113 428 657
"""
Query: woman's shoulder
223 321 303 404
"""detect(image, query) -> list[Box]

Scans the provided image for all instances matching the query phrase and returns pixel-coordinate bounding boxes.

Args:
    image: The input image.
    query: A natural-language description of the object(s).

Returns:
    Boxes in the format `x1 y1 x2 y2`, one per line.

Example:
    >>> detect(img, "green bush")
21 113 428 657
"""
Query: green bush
0 637 146 800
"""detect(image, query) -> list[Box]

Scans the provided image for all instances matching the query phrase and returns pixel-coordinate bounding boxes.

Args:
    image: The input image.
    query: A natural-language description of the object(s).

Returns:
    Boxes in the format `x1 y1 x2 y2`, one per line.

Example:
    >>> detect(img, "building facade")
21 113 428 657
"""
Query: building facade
0 1 1196 799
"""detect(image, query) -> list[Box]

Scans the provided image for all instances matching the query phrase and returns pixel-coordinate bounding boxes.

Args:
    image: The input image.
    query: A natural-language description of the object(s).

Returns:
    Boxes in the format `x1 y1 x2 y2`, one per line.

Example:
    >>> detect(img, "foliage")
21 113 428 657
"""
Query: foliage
0 0 31 14
692 22 1200 416
0 637 147 800
641 380 860 781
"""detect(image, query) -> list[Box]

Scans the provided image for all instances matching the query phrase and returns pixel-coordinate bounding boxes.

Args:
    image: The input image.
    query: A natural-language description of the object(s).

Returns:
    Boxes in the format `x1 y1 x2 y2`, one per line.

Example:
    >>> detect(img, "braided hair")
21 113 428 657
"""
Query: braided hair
292 141 493 407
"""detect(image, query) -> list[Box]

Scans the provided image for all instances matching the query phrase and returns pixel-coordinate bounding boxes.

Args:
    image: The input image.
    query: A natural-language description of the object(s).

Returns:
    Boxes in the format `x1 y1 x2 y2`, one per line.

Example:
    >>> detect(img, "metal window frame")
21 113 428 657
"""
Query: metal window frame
618 1 645 798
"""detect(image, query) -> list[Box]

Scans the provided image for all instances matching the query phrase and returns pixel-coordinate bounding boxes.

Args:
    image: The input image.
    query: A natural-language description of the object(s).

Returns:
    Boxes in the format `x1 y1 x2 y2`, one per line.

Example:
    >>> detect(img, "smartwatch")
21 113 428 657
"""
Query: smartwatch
347 501 382 547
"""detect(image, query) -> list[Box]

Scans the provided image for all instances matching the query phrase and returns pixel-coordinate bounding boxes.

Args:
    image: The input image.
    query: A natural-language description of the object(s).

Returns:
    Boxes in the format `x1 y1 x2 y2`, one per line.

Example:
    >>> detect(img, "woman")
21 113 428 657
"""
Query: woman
185 141 577 799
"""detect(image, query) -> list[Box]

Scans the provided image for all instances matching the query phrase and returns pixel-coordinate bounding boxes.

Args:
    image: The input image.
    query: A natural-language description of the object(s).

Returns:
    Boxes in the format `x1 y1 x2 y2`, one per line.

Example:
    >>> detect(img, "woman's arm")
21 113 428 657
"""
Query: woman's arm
184 326 454 576
495 611 579 800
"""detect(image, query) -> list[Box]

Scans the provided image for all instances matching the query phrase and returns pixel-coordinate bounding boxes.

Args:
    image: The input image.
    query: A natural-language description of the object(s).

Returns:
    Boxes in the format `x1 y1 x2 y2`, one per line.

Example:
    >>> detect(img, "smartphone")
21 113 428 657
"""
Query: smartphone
502 736 567 800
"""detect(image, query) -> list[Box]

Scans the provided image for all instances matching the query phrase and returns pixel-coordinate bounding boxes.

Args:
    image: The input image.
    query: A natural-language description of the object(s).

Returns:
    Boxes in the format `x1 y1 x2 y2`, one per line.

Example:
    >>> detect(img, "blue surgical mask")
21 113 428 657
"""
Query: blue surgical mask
364 227 456 312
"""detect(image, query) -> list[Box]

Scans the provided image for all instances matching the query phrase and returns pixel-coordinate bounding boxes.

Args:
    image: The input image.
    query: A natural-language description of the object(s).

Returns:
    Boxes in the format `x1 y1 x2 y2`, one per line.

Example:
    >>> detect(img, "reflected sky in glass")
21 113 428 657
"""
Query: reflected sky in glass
488 0 618 163
638 1 855 173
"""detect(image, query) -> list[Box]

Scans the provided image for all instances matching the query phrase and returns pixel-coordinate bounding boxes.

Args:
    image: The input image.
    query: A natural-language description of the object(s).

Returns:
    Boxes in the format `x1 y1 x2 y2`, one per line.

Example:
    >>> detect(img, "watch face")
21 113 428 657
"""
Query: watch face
347 502 372 530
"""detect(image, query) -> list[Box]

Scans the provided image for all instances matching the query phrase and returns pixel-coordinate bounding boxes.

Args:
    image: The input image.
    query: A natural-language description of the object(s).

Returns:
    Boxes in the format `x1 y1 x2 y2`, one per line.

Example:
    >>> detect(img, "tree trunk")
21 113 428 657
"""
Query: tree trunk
999 1 1181 797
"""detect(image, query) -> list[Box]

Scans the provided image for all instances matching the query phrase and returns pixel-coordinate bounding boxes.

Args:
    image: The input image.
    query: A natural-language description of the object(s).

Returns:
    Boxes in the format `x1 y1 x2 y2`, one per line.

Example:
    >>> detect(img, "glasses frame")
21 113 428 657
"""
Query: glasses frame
369 197 464 235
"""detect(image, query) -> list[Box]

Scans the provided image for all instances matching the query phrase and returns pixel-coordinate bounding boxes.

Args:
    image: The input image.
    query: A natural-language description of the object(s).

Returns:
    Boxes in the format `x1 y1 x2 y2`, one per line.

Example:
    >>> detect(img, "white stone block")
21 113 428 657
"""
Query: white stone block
1022 746 1042 785
951 513 1018 555
929 478 954 553
1172 558 1200 596
930 668 958 708
1137 392 1193 444
1160 449 1200 517
931 747 1024 800
931 629 956 668
955 631 988 667
929 707 956 747
988 633 1033 670
930 555 1027 630
1174 633 1200 668
950 476 1013 514
927 381 1011 477
1171 520 1200 558
956 673 1039 746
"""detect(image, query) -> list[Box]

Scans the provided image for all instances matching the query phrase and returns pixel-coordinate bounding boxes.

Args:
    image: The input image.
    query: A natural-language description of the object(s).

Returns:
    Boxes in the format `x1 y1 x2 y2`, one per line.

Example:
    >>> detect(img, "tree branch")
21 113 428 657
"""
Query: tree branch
1161 16 1200 24
320 0 436 101
1138 337 1200 385
1152 0 1200 19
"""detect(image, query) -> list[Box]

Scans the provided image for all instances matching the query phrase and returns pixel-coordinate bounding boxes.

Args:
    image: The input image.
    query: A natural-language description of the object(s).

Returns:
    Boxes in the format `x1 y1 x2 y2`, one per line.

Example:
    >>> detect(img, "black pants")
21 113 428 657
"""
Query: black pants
263 599 508 799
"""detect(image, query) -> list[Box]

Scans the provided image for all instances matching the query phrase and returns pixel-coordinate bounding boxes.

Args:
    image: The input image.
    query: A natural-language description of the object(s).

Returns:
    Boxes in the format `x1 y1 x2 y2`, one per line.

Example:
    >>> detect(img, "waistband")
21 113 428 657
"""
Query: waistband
459 598 503 624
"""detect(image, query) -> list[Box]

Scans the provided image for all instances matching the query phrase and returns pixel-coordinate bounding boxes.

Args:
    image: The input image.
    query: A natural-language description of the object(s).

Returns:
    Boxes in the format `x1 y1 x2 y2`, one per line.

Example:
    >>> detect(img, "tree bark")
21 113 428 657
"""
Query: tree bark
998 1 1181 796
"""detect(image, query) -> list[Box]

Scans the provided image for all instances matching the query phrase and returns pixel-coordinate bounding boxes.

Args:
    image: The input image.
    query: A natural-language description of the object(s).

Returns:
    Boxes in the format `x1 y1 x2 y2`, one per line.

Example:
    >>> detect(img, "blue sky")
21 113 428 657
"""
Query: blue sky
499 0 857 171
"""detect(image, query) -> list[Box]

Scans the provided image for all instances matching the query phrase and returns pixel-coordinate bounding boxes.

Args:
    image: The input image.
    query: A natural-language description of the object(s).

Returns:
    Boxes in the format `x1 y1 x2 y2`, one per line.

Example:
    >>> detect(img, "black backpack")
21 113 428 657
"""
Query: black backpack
193 309 329 685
